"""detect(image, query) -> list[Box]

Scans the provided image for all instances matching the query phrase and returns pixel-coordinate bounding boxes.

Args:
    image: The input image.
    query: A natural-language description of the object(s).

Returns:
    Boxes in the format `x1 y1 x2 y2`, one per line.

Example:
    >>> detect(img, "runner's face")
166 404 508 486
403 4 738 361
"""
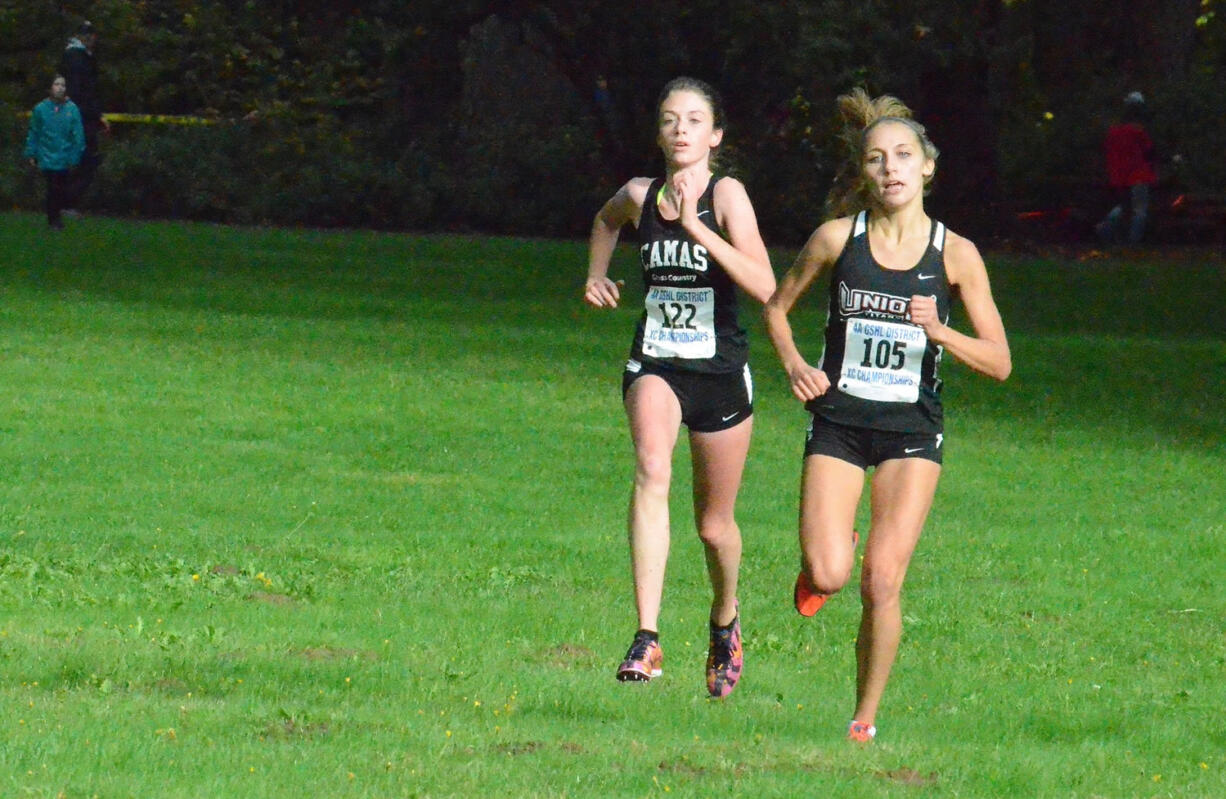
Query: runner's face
657 90 722 169
50 77 67 101
862 121 934 209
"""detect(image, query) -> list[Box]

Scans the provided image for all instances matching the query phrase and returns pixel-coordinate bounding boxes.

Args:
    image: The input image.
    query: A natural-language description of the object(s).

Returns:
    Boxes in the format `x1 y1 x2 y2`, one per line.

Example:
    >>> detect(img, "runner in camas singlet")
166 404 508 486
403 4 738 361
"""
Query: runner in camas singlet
584 77 775 699
630 174 748 373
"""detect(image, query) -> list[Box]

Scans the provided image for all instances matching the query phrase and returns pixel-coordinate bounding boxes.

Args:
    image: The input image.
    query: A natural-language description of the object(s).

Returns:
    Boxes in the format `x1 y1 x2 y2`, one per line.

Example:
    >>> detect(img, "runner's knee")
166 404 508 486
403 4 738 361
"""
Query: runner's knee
859 559 905 609
696 515 739 550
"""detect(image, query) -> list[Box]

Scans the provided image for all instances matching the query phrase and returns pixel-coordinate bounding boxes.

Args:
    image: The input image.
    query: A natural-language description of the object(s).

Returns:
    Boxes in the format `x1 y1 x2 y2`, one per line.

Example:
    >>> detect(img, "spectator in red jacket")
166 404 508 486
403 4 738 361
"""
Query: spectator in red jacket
1095 92 1158 245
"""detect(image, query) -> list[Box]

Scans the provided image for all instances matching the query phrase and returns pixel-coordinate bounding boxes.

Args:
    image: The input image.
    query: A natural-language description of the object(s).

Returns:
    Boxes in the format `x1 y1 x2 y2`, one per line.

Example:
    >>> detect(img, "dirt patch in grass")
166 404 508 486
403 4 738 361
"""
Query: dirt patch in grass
153 677 191 694
262 718 331 740
544 642 597 668
248 591 294 606
298 646 378 661
878 767 938 787
658 758 709 776
493 741 544 756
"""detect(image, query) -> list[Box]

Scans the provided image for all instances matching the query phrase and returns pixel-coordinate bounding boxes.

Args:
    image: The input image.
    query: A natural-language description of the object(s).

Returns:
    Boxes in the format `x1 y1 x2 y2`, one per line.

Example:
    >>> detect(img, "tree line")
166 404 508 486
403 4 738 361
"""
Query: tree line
2 0 1222 244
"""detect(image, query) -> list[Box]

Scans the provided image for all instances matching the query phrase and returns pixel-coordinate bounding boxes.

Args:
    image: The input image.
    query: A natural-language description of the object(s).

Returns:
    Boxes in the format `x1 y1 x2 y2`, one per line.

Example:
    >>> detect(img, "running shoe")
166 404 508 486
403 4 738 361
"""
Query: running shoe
794 530 860 617
793 571 829 617
616 631 663 682
847 720 877 742
705 613 743 698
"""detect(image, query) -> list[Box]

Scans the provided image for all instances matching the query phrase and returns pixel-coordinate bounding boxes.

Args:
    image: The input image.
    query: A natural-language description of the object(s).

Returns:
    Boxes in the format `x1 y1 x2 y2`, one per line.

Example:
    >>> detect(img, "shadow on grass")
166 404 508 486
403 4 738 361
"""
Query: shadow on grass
1 212 587 326
2 212 1222 450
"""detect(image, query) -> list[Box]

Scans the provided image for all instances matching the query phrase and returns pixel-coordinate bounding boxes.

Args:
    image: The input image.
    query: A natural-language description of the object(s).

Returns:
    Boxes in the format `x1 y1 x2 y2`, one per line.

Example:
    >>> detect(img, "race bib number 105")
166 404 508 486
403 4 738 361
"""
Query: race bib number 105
838 317 926 403
642 285 716 360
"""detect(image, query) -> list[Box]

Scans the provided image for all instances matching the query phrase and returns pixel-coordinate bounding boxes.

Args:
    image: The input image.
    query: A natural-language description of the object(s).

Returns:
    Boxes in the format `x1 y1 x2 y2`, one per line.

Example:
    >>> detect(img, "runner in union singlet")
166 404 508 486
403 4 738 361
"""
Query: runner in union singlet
764 88 1012 743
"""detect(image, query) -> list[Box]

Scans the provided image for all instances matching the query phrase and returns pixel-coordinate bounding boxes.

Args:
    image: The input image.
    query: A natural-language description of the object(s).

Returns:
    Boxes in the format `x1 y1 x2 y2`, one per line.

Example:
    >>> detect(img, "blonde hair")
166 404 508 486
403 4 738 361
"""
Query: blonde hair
824 88 940 219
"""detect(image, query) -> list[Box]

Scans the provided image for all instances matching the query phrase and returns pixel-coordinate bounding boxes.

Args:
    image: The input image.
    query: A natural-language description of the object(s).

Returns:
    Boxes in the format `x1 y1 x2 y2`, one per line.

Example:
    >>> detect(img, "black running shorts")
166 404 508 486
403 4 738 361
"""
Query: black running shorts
622 360 753 433
804 413 943 468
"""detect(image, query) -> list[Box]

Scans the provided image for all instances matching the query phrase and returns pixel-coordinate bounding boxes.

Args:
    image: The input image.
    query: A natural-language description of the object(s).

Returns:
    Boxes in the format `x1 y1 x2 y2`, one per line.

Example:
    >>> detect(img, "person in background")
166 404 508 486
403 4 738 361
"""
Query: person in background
1095 91 1158 245
60 20 109 211
24 75 85 229
764 88 1010 741
584 77 775 698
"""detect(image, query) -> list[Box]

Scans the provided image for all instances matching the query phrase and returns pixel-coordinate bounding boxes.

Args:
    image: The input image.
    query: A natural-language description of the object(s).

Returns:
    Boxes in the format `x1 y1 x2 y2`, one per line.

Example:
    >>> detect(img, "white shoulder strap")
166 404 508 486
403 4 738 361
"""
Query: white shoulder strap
933 221 947 252
853 210 868 237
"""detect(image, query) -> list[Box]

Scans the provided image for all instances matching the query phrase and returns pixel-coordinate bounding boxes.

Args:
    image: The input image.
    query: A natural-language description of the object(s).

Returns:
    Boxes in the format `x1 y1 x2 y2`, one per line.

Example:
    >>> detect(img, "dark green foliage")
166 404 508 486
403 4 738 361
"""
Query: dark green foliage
2 1 1225 240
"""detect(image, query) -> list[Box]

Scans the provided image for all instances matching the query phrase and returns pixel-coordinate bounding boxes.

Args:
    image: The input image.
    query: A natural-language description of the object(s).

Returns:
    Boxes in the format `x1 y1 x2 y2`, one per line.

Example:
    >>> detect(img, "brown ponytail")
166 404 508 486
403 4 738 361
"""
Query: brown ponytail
824 88 940 219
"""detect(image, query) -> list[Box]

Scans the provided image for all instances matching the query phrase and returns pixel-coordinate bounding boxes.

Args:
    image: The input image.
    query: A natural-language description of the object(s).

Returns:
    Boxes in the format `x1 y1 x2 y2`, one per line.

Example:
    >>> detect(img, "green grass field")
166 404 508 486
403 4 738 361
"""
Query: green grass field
0 211 1223 797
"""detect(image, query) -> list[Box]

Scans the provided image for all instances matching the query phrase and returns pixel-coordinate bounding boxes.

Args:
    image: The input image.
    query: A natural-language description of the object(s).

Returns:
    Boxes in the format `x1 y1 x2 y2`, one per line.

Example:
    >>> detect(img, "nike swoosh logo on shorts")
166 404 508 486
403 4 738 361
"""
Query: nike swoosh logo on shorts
904 446 925 454
721 412 739 422
917 273 936 280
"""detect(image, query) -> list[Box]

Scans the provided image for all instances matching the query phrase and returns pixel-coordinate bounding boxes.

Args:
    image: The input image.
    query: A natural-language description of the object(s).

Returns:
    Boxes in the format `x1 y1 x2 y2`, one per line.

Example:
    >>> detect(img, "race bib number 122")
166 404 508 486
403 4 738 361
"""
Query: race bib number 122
642 285 716 359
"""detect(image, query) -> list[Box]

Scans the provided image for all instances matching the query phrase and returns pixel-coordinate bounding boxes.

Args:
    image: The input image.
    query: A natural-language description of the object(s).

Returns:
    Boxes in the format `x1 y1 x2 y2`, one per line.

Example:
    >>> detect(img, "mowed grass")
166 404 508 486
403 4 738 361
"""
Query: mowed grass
0 211 1222 797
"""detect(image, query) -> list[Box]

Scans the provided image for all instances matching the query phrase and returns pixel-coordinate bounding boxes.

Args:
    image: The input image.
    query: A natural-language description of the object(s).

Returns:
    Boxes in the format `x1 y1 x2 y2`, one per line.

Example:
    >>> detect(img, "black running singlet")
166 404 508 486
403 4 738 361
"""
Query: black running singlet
808 211 952 433
628 177 748 374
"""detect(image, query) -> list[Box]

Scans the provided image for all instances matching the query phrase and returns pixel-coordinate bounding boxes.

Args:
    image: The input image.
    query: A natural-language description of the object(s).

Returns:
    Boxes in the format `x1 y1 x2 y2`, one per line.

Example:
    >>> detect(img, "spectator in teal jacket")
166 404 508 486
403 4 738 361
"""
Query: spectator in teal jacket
25 75 84 229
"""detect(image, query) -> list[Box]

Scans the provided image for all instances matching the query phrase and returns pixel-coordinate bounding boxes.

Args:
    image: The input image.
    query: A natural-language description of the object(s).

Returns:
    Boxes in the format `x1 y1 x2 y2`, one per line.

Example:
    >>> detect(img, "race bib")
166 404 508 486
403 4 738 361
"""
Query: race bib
838 317 926 403
642 285 716 359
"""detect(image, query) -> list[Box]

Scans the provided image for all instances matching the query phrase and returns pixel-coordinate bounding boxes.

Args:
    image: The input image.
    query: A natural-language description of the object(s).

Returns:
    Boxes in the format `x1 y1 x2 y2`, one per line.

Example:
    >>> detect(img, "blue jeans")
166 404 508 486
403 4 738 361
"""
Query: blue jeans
1097 183 1150 244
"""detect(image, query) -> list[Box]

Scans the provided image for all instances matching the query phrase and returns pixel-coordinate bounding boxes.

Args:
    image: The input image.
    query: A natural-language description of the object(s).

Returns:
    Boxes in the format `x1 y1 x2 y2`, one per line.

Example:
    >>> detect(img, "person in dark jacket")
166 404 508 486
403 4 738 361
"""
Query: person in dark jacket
24 75 85 228
60 20 108 209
